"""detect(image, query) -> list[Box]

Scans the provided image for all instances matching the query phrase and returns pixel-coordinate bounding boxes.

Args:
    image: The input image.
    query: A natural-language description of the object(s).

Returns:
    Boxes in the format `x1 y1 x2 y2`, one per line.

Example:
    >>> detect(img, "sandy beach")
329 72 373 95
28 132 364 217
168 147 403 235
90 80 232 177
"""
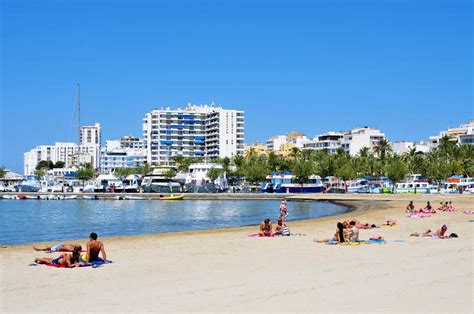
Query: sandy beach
1 194 473 312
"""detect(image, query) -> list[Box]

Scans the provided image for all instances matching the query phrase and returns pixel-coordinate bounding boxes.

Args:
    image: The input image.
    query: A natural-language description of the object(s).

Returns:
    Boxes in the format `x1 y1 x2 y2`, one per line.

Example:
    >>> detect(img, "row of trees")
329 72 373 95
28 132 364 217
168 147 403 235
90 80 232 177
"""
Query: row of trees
29 135 473 186
174 136 474 185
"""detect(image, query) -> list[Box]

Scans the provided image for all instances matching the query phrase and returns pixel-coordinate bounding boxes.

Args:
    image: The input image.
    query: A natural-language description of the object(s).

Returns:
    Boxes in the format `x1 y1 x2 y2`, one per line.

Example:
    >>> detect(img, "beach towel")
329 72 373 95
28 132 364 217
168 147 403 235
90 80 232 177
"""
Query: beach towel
468 220 474 223
463 210 474 215
42 259 112 268
408 214 431 219
325 239 386 245
248 233 275 237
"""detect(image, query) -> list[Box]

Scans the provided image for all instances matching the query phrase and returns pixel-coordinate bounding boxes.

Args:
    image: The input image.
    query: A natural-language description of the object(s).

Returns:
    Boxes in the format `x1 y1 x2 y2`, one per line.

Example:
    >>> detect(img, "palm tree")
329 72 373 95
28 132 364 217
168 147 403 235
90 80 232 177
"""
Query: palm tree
373 139 392 161
289 147 300 161
357 147 370 158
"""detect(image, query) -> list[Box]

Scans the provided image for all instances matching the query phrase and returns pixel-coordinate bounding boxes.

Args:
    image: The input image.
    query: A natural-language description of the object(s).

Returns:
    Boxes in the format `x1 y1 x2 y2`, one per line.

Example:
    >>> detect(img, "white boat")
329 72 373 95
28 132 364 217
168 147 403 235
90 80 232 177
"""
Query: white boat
395 174 435 194
124 195 144 200
345 179 369 193
182 163 228 192
14 175 42 192
123 174 142 193
261 172 325 193
141 167 181 193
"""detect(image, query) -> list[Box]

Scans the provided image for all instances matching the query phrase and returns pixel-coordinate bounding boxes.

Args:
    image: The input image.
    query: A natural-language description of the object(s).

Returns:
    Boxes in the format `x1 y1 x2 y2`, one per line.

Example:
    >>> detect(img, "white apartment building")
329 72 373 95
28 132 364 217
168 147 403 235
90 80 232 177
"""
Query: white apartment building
392 141 431 155
428 120 474 148
99 138 146 174
266 135 288 151
143 103 244 165
343 127 385 156
304 132 345 153
80 123 101 145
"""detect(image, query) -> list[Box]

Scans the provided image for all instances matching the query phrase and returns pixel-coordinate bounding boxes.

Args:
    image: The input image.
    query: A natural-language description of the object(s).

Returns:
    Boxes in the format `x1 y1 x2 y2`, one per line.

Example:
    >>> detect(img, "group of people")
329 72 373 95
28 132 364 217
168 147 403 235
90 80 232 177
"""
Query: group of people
258 200 290 237
315 220 360 243
437 201 456 212
406 201 457 216
33 232 108 268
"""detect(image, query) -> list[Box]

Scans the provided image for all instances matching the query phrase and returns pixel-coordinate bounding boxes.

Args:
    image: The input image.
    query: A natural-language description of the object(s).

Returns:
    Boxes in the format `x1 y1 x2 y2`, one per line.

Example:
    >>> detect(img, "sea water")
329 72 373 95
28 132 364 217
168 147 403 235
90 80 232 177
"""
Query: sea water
0 199 349 245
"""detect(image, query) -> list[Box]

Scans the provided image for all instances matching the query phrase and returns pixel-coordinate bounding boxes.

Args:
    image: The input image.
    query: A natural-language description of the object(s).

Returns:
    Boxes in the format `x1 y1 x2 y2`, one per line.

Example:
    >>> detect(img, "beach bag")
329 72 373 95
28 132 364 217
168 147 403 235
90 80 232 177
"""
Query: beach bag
281 227 290 236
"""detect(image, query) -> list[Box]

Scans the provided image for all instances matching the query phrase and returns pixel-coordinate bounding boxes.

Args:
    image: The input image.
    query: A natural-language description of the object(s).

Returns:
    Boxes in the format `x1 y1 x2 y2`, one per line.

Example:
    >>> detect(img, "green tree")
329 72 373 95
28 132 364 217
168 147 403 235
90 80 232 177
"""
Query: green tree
114 167 134 179
291 160 314 192
134 163 152 176
207 167 224 182
34 168 45 178
373 139 392 164
76 165 95 186
385 156 409 192
163 169 176 180
0 167 6 179
244 162 268 184
53 161 65 168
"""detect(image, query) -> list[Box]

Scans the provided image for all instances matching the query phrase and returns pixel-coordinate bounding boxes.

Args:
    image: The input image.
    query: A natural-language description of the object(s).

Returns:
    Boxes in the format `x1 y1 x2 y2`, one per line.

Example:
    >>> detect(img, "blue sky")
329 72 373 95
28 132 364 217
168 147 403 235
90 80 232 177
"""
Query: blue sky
1 0 472 172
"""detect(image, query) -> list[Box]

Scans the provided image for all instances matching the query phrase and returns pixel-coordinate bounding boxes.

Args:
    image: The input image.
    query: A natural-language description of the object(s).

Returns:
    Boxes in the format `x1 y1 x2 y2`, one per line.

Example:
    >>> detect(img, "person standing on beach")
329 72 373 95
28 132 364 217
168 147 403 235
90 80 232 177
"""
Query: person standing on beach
279 200 288 221
83 232 108 262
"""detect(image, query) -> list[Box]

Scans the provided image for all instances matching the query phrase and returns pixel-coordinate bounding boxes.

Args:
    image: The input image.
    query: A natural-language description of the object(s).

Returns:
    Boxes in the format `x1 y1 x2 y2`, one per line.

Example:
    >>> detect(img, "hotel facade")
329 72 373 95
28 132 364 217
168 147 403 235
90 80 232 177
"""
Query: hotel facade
142 103 244 165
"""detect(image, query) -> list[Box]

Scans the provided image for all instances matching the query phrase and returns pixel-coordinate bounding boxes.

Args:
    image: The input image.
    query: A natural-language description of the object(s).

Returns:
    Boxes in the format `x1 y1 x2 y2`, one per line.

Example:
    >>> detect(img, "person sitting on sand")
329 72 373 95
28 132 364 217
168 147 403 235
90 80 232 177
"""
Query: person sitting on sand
34 247 82 267
438 202 448 211
418 201 435 214
82 232 108 263
349 221 359 242
259 219 273 237
274 218 290 236
314 222 347 243
406 201 415 215
279 200 288 221
447 201 456 212
33 243 82 252
410 224 449 238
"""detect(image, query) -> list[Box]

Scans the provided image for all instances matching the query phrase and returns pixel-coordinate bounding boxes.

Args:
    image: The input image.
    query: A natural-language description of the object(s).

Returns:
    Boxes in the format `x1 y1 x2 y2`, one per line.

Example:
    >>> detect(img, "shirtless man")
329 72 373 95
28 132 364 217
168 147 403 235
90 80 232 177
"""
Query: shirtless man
33 243 82 252
84 232 108 262
259 219 273 237
34 247 82 267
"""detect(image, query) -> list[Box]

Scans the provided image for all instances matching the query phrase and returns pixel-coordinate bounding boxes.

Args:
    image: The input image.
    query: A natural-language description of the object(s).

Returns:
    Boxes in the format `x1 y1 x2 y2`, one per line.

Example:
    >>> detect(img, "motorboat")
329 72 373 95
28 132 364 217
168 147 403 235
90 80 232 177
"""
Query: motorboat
14 175 41 192
345 179 368 193
181 163 228 193
261 172 325 193
323 176 346 193
394 175 436 194
159 194 184 200
141 167 182 193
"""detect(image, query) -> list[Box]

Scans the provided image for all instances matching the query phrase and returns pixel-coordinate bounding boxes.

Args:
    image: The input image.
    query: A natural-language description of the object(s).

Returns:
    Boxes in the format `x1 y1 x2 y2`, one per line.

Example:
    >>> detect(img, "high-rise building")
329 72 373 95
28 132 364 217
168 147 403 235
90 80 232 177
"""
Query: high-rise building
99 137 146 174
142 102 244 165
80 123 101 145
343 127 386 156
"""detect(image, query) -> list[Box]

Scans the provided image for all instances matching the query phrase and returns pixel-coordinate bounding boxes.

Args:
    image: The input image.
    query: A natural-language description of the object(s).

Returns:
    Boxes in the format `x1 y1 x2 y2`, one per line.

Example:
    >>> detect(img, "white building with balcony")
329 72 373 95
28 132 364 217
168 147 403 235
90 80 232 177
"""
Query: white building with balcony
99 138 147 174
343 127 386 156
266 135 288 151
304 132 344 153
142 102 244 165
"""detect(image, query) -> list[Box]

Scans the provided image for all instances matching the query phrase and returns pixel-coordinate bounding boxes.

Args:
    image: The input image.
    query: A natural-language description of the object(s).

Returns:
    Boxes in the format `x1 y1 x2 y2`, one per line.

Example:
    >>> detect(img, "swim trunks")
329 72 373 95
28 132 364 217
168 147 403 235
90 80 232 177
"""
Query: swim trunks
50 244 64 252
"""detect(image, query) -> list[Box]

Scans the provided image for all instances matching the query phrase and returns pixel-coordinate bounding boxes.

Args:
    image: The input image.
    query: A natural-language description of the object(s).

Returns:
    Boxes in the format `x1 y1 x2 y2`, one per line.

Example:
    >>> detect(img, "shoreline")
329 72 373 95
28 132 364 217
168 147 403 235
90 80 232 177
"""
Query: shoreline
1 195 472 312
1 194 472 248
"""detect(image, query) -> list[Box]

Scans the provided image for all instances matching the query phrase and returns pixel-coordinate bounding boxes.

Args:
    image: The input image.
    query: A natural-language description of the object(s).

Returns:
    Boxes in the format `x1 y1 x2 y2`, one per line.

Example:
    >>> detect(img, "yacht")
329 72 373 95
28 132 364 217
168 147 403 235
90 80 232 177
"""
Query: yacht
181 163 228 193
14 175 42 192
141 167 181 193
345 178 369 193
394 174 436 194
261 172 324 193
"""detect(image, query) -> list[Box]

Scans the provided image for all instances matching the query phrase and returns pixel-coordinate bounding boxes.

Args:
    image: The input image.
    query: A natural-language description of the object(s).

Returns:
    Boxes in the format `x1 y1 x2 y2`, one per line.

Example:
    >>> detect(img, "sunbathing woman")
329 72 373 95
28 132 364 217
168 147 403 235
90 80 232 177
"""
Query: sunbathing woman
438 202 448 211
33 243 82 252
34 247 82 267
411 224 449 238
259 219 273 237
274 218 290 236
314 222 346 243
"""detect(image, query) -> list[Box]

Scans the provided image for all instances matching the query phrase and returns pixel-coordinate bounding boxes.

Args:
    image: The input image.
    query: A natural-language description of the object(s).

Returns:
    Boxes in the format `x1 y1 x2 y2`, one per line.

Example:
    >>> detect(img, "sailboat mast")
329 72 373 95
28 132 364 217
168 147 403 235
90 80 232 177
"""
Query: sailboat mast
76 83 81 166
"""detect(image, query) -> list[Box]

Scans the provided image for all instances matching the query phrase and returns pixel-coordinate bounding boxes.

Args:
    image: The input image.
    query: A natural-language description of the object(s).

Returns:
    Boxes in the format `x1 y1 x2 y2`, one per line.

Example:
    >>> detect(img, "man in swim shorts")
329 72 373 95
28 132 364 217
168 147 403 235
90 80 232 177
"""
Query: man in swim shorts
83 232 108 262
34 247 82 267
33 243 82 252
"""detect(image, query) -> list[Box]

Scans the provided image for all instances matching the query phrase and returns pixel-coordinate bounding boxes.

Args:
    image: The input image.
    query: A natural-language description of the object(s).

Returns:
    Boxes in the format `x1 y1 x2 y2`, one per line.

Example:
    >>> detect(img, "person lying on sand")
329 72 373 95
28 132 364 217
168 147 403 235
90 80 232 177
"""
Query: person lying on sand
33 243 82 252
274 218 289 236
259 219 273 237
438 202 448 211
410 224 450 238
34 247 82 267
82 232 108 263
314 222 346 243
447 201 456 211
